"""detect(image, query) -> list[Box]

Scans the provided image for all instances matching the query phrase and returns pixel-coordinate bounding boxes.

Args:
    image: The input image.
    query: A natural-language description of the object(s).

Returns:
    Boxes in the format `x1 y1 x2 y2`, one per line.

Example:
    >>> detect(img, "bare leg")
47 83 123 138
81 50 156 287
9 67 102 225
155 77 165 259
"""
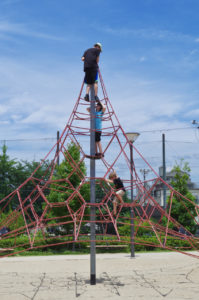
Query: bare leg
95 142 98 154
94 82 98 96
116 194 124 204
113 202 117 215
96 141 103 154
86 84 91 94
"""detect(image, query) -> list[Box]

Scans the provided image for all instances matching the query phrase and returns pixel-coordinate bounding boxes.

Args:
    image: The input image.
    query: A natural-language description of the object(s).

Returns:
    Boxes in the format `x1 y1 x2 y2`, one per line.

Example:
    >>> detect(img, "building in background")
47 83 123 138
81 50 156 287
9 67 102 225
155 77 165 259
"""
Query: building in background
153 167 199 206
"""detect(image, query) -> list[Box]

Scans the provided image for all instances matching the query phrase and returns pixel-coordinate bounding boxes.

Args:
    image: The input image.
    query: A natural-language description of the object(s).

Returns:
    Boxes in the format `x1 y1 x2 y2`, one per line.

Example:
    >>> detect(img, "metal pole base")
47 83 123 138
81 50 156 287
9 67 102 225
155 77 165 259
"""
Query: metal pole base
90 274 96 285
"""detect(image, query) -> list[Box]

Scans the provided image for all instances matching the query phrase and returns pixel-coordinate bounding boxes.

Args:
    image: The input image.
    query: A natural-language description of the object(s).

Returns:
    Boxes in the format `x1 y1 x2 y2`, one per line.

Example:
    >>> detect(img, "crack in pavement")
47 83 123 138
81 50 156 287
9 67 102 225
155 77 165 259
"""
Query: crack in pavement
72 272 124 297
135 270 173 297
31 272 46 300
19 292 32 299
186 268 195 283
67 273 87 297
1 265 199 300
100 272 122 296
186 266 199 284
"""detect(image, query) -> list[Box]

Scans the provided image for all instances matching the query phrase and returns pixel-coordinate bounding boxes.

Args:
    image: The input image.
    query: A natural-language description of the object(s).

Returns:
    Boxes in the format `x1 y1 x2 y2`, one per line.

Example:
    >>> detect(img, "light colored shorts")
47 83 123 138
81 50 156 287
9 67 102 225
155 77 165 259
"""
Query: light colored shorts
113 190 125 204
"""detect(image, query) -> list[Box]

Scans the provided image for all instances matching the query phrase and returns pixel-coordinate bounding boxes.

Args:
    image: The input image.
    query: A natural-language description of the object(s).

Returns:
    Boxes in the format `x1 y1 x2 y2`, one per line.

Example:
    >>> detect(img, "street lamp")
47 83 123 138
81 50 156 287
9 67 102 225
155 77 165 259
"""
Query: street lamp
126 132 140 258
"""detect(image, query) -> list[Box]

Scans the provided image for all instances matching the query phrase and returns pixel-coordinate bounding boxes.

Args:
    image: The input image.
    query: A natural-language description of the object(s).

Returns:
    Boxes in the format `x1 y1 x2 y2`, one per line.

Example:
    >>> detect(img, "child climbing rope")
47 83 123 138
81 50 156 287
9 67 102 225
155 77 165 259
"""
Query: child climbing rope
81 42 102 102
106 171 126 216
87 100 106 158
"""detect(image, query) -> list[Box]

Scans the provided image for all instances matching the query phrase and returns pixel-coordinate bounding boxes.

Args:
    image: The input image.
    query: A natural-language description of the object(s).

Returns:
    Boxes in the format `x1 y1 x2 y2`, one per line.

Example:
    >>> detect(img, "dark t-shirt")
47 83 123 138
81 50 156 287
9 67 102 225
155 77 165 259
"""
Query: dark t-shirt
82 47 100 71
113 177 125 191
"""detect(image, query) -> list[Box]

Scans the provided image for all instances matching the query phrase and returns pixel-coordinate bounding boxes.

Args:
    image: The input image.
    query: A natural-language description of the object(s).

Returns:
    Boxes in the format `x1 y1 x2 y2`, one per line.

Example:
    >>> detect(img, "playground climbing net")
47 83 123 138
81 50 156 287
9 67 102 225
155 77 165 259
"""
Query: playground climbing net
0 71 199 258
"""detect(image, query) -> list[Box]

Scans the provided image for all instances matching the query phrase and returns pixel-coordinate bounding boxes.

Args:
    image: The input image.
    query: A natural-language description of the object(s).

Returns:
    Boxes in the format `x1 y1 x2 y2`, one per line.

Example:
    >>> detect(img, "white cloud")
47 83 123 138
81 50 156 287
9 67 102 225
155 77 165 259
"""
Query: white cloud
106 73 188 134
0 57 84 140
184 109 199 118
0 120 9 125
139 56 146 62
0 20 65 41
98 26 193 42
0 104 8 115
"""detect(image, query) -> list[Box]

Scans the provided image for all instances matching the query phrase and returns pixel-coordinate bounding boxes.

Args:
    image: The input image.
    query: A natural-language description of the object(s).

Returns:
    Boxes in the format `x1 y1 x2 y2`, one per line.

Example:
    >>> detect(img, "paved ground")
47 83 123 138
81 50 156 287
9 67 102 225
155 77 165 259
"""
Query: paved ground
0 251 199 300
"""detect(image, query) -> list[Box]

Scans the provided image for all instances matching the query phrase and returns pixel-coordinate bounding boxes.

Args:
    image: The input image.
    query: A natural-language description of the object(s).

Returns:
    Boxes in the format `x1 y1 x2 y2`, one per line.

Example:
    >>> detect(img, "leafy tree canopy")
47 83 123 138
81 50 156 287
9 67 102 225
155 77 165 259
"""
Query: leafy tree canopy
47 142 90 233
169 159 197 233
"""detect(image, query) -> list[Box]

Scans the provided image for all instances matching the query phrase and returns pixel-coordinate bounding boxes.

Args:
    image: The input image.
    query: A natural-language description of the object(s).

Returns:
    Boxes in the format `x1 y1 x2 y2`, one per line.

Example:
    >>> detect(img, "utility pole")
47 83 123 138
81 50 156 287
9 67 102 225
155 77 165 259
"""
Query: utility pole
140 169 150 186
90 85 96 285
140 168 150 206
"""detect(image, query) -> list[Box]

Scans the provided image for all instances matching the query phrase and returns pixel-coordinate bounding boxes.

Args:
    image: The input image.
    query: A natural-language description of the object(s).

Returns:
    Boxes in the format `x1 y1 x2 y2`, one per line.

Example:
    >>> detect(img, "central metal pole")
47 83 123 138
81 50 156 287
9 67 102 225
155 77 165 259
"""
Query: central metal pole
162 133 166 209
130 143 135 257
56 130 60 166
90 85 96 285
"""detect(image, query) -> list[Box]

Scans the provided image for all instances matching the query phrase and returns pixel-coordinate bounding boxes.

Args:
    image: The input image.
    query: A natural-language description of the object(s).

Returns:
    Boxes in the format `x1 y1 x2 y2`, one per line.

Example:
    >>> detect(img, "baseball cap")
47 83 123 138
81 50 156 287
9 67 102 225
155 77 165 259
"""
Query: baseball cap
94 42 102 52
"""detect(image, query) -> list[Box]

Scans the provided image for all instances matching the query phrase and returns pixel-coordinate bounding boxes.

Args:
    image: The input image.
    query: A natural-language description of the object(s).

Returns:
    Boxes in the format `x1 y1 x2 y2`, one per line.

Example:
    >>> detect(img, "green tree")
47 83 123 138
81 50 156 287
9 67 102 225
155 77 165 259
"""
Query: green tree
0 208 25 231
47 142 89 233
169 160 197 233
0 145 51 215
0 145 21 201
18 160 51 216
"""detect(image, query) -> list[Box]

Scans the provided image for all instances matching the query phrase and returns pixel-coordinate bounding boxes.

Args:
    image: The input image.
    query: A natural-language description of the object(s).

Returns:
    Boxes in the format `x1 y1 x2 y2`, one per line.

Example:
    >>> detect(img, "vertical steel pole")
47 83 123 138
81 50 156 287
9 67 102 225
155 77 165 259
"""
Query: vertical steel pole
90 85 96 285
57 131 60 166
162 133 166 209
130 143 135 257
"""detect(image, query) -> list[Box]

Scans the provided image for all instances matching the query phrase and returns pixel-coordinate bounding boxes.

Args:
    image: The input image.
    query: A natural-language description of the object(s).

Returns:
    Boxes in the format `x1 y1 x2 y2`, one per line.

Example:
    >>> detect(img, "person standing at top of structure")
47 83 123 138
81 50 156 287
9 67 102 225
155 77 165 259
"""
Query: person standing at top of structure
81 42 102 102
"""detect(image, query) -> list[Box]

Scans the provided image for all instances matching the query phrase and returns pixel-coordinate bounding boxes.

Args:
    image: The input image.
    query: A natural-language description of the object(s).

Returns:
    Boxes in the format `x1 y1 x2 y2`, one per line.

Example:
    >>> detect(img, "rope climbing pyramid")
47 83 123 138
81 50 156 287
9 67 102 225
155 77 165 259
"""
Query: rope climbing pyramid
0 71 199 258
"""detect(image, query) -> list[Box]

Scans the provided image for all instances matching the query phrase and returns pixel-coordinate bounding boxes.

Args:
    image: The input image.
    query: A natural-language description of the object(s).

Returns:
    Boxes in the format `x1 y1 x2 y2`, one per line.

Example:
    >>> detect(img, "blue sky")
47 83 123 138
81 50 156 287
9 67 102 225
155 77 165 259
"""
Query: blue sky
0 0 199 183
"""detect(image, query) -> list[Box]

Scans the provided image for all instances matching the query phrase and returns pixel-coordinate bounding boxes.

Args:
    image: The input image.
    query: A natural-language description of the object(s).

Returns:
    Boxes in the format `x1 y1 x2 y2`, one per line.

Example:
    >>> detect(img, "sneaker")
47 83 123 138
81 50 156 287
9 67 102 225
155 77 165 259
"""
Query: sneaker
84 94 89 102
95 153 102 158
95 95 99 102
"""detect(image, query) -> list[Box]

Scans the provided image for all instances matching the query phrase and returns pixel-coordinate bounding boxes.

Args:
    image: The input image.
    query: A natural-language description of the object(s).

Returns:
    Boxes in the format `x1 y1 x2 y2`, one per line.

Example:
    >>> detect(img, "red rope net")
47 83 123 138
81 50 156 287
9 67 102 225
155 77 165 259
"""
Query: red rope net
0 71 199 258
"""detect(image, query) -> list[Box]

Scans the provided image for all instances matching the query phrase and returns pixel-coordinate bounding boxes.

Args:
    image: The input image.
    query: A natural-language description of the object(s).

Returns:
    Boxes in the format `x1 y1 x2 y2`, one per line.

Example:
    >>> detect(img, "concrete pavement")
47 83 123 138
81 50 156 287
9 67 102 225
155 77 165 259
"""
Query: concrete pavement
0 252 199 300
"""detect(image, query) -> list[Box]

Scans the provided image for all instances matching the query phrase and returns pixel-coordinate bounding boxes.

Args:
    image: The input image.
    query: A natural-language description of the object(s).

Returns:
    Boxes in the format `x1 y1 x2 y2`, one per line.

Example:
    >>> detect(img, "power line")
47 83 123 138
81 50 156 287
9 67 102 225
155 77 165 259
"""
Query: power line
0 137 56 143
138 126 193 133
164 140 198 144
0 137 198 144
